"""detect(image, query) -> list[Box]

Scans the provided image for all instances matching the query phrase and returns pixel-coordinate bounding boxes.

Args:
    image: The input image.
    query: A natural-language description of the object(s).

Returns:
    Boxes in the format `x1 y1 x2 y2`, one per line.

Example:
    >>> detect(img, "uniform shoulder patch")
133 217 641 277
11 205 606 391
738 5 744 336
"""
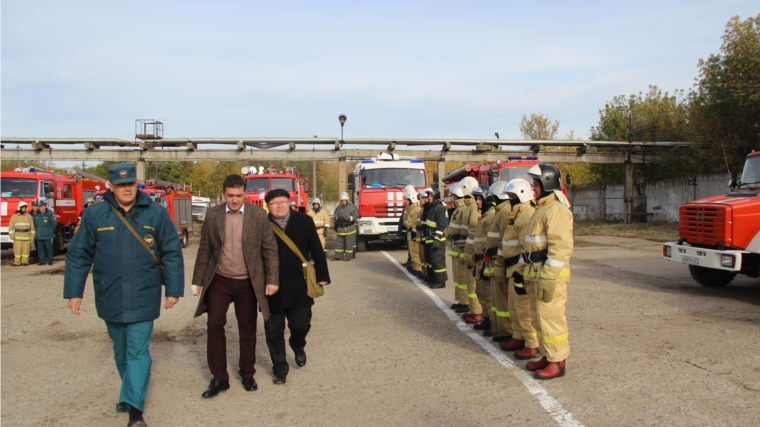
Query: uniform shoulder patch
143 233 155 247
97 226 115 232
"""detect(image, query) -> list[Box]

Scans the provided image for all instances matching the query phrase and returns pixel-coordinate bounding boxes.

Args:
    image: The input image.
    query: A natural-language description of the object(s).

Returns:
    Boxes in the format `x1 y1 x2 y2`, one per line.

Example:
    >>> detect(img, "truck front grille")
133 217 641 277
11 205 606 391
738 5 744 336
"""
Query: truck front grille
373 204 405 217
680 205 730 247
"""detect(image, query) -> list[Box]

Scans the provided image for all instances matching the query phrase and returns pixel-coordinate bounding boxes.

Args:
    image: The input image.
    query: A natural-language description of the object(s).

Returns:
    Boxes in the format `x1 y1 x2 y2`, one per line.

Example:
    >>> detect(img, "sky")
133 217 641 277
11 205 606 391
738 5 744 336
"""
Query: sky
2 0 758 144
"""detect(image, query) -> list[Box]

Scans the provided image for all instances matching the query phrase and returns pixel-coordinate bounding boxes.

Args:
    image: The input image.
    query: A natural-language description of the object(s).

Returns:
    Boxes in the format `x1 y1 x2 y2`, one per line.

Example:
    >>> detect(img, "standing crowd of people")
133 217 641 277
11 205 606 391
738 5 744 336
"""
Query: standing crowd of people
402 163 573 380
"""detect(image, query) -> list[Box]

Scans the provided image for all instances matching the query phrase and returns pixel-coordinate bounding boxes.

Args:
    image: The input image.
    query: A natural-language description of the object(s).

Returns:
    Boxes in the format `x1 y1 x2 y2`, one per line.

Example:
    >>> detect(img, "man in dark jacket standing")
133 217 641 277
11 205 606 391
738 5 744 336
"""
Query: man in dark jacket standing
33 201 58 265
191 174 279 397
264 189 330 384
64 163 184 427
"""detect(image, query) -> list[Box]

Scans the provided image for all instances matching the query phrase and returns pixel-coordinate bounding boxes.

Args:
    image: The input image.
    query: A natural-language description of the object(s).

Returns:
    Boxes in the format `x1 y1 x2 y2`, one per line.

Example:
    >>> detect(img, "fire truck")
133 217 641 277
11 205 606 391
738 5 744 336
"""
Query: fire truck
348 153 428 252
441 156 541 210
663 151 760 287
1 167 106 253
94 180 194 248
242 165 310 213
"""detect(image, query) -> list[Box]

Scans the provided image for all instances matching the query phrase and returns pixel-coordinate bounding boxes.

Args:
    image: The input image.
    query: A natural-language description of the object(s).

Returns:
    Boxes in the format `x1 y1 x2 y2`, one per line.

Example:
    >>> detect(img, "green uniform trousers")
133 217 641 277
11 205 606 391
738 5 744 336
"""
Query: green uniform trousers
105 320 154 412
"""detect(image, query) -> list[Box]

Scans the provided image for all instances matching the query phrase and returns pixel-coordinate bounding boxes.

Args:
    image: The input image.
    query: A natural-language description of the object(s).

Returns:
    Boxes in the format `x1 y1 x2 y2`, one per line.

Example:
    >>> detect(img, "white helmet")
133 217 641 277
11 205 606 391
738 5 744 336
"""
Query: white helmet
312 198 321 205
504 179 534 204
18 201 28 208
449 182 464 198
459 176 479 197
488 181 510 201
404 184 415 195
406 192 418 204
340 192 349 201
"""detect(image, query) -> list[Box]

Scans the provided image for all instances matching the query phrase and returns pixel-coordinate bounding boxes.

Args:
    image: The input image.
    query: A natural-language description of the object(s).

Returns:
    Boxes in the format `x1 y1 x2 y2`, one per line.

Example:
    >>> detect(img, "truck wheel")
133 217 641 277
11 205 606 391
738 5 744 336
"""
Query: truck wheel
688 265 736 287
181 230 189 248
357 236 367 253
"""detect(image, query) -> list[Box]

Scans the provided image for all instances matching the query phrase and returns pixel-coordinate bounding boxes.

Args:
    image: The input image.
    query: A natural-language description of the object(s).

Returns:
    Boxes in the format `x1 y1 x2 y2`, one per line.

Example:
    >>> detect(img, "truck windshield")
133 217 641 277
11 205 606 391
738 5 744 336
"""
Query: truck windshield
246 178 269 191
361 169 426 188
740 157 760 189
1 178 38 198
500 167 533 182
271 178 296 191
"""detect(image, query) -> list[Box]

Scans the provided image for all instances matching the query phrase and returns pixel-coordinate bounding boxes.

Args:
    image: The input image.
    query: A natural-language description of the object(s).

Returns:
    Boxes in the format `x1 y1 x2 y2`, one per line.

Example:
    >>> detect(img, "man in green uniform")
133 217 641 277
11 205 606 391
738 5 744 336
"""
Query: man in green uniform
33 200 58 265
64 163 185 427
332 192 359 261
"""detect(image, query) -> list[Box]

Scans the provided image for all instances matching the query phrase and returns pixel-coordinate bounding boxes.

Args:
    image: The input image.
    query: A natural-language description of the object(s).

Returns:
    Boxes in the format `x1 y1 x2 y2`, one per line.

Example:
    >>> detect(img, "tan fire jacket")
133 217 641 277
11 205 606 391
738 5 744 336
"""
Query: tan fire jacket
462 198 481 256
309 208 331 230
446 199 466 256
523 193 573 282
473 207 495 256
501 201 537 276
9 213 35 241
405 203 421 238
486 200 513 277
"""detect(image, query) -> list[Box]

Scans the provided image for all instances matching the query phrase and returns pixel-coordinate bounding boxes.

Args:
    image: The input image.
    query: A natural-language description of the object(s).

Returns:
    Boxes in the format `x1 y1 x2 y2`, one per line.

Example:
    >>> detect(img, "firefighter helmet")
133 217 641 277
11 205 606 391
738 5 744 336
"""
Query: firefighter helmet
429 187 441 201
312 198 321 205
471 184 490 200
459 176 479 197
527 164 562 193
339 192 349 201
488 181 510 201
18 201 28 209
504 179 534 204
449 182 464 198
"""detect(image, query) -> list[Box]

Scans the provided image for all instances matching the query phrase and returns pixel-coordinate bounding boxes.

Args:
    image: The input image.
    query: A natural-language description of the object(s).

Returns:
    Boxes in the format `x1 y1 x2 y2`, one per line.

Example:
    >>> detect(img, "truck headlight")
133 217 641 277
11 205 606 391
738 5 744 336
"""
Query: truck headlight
721 255 735 268
663 246 671 257
358 220 372 227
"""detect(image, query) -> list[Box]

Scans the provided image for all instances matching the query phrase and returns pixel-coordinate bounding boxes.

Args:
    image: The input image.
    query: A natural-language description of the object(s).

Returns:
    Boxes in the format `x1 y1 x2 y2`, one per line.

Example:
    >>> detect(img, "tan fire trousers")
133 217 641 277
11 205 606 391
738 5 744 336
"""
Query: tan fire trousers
511 279 539 348
408 233 422 272
528 278 570 362
13 237 32 265
461 259 481 315
491 276 513 336
475 263 491 318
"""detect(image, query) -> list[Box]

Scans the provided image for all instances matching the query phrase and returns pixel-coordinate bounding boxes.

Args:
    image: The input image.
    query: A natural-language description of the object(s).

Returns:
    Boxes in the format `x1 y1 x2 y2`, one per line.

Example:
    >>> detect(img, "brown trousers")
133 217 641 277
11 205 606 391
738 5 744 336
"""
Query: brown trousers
206 274 258 382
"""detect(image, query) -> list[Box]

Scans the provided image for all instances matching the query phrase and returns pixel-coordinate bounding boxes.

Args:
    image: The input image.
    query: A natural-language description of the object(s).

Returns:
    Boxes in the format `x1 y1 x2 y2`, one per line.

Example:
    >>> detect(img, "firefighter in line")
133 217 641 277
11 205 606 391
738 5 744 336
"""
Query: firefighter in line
445 183 469 312
332 192 359 261
308 198 331 253
404 188 422 275
400 185 416 269
484 181 513 342
498 179 538 356
520 164 573 380
289 201 298 211
471 185 496 333
9 201 35 266
33 200 58 266
422 187 448 289
459 176 482 323
415 189 429 279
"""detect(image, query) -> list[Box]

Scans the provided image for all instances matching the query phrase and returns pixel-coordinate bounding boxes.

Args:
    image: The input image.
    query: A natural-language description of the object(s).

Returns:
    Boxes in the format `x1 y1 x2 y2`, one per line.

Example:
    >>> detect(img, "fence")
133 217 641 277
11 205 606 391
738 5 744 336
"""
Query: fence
568 172 731 222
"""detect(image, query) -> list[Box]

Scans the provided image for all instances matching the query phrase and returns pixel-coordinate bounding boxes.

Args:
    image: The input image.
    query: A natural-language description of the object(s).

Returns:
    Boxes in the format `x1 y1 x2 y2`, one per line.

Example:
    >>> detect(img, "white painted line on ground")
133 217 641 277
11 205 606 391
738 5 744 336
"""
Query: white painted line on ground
381 251 584 427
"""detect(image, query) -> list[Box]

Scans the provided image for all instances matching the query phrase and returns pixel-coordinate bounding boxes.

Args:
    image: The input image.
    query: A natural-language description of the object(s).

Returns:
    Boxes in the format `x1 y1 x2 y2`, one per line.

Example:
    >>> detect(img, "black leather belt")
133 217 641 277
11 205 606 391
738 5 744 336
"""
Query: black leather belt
14 229 31 232
522 249 548 264
504 254 521 267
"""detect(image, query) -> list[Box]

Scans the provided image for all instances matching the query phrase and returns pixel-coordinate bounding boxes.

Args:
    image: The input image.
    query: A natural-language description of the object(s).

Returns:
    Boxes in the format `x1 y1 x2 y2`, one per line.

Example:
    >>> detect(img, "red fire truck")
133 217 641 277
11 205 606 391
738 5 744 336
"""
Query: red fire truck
1 167 105 253
242 165 310 213
348 153 428 252
442 156 541 209
94 179 194 248
663 151 760 287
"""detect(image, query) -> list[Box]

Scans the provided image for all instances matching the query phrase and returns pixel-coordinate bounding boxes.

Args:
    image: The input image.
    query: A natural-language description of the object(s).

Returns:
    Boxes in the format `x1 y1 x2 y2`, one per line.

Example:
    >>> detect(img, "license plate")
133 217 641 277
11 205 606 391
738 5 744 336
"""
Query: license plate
682 256 700 266
387 226 398 232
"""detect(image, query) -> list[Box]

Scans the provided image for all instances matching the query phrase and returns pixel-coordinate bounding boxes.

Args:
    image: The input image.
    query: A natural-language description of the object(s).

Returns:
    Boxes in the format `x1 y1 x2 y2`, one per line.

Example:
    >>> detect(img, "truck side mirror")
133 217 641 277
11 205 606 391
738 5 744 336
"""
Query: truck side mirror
487 170 498 185
729 166 739 191
303 180 310 193
347 173 355 191
433 172 439 184
566 173 572 188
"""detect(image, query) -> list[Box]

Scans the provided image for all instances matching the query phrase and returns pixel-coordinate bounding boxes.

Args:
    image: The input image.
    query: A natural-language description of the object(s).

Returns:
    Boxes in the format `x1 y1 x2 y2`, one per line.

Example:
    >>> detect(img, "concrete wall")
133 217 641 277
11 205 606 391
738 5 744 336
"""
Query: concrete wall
569 172 731 222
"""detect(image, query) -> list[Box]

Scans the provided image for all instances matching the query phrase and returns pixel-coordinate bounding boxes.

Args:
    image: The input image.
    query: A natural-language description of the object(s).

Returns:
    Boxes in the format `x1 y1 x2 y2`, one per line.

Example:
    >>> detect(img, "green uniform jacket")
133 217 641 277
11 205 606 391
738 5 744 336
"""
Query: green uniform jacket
33 210 58 240
63 190 185 323
333 203 359 229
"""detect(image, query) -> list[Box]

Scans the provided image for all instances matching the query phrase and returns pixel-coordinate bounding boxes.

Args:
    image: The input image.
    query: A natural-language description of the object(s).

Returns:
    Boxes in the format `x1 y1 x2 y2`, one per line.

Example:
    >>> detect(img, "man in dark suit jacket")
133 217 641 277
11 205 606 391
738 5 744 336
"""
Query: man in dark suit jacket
264 189 330 384
191 174 279 397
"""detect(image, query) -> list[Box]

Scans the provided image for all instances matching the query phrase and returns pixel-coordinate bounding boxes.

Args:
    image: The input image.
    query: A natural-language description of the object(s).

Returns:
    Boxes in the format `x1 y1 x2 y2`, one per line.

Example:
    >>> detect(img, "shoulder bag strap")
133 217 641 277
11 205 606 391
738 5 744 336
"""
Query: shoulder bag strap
110 204 163 269
270 223 307 264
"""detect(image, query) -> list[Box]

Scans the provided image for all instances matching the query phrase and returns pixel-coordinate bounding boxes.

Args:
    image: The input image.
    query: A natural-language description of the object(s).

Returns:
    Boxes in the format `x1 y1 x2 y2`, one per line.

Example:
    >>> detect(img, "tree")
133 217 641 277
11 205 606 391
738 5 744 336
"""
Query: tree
689 14 760 174
519 113 560 140
1 159 56 171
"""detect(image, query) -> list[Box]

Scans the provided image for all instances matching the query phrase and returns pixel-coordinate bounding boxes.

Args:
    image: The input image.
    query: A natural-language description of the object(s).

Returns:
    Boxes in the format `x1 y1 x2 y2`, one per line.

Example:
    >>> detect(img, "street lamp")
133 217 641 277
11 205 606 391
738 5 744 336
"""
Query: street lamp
338 114 347 146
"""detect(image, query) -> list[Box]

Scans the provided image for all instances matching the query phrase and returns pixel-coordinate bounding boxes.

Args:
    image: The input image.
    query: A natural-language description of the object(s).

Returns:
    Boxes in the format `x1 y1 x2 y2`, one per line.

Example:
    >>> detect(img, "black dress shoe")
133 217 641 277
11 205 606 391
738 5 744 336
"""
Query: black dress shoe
483 330 497 337
492 335 512 343
295 351 307 367
201 379 230 398
429 282 445 289
38 262 46 266
455 305 470 313
127 407 146 427
116 402 130 413
272 374 287 385
241 377 258 391
48 262 54 266
473 319 492 330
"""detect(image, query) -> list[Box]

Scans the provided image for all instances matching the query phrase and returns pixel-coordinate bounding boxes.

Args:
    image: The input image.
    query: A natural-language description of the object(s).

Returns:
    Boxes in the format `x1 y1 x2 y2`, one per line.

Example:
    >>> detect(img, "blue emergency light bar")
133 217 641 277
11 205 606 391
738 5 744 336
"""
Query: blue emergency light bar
508 156 538 161
361 159 375 164
410 159 423 163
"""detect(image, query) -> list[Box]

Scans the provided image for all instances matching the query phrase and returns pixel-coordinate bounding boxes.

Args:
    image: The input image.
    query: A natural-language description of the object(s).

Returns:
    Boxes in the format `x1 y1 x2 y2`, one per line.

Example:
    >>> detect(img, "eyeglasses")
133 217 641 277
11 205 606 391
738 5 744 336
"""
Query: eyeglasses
268 201 289 206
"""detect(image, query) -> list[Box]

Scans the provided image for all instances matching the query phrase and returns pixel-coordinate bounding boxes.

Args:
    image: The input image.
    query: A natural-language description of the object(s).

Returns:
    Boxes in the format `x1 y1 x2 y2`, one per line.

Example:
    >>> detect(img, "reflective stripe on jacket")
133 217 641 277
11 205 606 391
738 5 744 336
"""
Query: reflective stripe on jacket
523 193 573 281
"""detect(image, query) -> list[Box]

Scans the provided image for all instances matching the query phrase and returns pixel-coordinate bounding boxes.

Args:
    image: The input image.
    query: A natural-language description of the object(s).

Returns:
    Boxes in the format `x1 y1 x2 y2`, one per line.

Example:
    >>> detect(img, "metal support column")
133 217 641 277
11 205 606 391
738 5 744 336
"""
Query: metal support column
437 161 446 190
624 160 633 224
338 159 347 198
136 159 146 182
312 160 317 200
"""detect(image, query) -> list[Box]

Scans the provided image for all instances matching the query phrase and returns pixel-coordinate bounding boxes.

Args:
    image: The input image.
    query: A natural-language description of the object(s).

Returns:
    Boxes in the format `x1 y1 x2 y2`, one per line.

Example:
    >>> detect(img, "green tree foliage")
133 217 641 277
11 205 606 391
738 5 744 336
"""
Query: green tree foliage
519 113 560 140
689 14 760 174
1 159 56 171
